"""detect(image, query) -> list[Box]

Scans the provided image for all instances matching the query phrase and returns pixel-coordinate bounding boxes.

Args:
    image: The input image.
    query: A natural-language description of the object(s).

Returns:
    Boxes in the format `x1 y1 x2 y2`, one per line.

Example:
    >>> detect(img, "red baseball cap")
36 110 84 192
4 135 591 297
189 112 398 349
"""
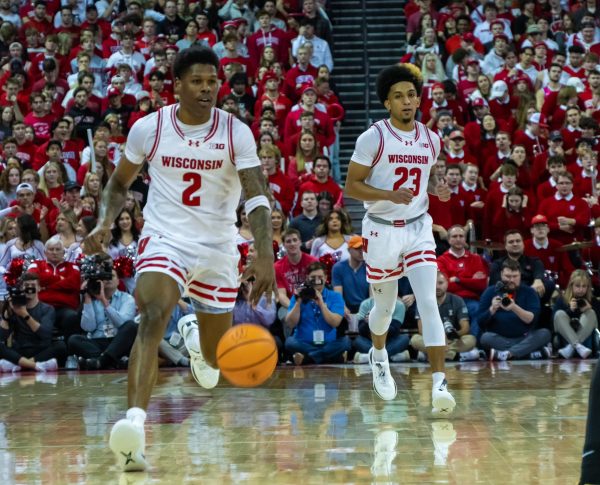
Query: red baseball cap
471 97 488 107
531 214 548 225
262 71 278 83
449 130 465 140
300 83 317 96
107 86 121 97
431 82 445 92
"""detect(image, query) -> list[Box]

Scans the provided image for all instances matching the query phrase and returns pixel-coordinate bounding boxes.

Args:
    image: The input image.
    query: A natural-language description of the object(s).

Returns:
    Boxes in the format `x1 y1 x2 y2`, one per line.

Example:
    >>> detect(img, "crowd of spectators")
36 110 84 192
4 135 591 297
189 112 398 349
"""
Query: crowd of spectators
1 0 600 373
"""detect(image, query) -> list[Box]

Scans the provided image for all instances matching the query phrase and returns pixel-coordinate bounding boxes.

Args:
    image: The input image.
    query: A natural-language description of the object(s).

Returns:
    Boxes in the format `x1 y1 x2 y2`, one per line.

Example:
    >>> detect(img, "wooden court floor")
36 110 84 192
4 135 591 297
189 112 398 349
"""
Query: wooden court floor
0 360 594 485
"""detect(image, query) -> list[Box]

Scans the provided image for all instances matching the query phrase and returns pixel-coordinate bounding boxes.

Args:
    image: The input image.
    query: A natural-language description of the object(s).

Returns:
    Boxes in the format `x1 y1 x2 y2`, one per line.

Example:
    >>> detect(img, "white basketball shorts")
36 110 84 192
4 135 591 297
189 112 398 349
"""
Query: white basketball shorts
134 233 240 310
362 213 437 284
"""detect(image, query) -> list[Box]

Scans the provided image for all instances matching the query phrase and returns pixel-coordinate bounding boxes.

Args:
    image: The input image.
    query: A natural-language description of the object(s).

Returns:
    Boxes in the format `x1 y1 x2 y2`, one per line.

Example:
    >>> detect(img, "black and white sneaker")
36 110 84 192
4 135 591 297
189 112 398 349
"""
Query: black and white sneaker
432 379 456 415
109 419 148 472
368 348 397 401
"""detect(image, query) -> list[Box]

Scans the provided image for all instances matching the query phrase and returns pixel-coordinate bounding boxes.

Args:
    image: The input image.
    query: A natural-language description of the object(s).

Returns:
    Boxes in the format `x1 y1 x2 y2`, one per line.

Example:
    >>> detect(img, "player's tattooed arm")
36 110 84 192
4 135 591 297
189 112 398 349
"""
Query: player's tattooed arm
238 165 274 258
238 166 276 305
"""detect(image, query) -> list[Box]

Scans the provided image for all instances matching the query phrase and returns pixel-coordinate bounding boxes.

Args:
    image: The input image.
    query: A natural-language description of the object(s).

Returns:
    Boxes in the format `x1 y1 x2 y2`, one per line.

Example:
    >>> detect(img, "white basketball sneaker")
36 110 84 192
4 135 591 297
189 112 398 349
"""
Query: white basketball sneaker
177 315 219 389
432 378 456 415
368 348 397 401
109 419 148 472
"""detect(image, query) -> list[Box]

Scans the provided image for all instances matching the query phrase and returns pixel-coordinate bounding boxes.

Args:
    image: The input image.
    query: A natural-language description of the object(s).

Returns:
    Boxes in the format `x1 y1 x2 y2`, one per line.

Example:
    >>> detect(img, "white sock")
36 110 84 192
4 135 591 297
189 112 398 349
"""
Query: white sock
372 347 388 362
432 372 445 388
126 407 147 428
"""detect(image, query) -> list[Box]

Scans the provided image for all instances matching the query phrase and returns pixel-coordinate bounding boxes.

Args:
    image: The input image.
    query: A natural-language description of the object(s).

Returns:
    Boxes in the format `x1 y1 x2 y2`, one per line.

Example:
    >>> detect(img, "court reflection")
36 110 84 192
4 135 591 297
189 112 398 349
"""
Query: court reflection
0 361 591 484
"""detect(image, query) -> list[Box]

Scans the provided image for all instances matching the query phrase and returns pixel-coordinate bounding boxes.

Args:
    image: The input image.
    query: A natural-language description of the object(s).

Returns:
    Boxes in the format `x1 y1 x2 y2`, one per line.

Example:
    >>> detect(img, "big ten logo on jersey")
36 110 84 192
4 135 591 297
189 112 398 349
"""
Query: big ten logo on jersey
208 142 225 150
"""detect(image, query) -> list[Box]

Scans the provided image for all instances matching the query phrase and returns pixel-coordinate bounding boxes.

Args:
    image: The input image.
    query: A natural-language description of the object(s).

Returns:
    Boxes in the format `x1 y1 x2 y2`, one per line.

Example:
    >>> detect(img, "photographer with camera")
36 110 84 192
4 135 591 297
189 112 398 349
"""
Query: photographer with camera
553 269 598 359
27 236 81 341
284 261 350 365
67 266 137 370
410 271 479 362
478 259 551 361
0 273 65 372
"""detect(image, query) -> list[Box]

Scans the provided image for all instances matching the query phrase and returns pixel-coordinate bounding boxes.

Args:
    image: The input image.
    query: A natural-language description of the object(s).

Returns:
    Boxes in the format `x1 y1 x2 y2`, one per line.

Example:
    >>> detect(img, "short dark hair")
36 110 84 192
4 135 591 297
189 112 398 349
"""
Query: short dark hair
307 261 326 274
173 46 219 80
580 116 599 132
230 72 248 86
314 154 332 170
22 272 40 283
503 229 523 242
282 228 301 242
501 258 521 273
46 140 62 152
73 86 87 97
149 70 165 81
376 64 423 104
547 155 566 166
568 44 585 55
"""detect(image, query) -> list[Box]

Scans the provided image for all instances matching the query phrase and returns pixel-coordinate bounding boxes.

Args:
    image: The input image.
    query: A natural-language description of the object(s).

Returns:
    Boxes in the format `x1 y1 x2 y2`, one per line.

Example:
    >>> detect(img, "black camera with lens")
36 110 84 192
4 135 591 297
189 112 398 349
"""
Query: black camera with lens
576 298 587 310
80 255 114 296
297 282 317 302
443 320 459 340
8 286 35 307
494 282 513 306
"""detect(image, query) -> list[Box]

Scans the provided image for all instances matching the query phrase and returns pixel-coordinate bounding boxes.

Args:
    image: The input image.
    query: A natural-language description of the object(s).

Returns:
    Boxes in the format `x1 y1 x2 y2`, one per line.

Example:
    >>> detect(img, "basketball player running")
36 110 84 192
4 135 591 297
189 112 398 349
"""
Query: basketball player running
345 64 455 413
85 47 275 471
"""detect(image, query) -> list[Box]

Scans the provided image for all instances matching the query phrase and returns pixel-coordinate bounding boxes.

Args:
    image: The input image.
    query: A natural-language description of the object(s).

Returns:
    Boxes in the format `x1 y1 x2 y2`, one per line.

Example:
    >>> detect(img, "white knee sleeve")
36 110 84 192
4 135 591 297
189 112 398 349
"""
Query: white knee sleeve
407 265 446 347
369 281 398 336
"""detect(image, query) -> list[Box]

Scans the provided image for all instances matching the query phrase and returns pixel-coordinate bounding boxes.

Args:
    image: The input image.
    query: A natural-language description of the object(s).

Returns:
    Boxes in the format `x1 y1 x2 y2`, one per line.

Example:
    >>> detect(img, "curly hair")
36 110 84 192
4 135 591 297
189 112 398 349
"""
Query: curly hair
376 63 423 104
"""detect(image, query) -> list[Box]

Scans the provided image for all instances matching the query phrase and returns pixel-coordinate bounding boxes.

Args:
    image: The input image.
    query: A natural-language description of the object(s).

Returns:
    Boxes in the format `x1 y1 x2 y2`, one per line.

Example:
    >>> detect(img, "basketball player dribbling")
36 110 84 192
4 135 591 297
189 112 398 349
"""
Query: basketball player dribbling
345 64 456 414
85 47 275 471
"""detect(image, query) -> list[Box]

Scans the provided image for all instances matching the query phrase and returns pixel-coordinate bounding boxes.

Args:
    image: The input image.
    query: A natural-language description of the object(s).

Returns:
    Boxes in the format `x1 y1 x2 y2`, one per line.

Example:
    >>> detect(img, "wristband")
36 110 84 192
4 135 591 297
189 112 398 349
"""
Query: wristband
244 195 271 215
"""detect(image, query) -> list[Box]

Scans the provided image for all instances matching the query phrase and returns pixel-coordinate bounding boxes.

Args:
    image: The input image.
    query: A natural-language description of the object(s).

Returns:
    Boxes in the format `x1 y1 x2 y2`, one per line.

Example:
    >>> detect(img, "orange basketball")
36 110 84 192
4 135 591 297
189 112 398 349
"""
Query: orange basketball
216 324 278 387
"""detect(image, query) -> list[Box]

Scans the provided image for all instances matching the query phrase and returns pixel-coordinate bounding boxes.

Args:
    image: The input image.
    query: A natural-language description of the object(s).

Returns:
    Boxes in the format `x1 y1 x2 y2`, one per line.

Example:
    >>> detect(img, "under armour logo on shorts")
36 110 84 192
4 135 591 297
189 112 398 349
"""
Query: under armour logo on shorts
370 231 378 237
188 140 201 147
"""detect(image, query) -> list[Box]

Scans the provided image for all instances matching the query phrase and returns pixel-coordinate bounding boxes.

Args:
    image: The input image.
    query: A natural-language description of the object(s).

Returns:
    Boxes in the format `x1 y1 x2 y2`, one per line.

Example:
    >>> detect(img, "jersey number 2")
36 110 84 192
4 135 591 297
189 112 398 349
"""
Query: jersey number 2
182 173 201 206
393 167 421 195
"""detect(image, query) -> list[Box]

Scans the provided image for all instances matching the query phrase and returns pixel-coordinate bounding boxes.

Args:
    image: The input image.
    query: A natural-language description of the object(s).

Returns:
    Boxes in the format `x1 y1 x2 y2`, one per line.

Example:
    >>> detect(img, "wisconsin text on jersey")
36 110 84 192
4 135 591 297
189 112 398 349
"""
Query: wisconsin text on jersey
161 157 224 170
387 154 429 164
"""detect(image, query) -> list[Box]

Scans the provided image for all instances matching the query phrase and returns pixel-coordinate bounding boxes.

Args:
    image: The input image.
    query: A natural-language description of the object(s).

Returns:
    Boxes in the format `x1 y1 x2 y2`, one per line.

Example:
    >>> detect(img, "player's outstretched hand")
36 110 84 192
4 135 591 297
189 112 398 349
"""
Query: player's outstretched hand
436 180 452 202
389 188 414 205
242 255 277 307
83 225 111 255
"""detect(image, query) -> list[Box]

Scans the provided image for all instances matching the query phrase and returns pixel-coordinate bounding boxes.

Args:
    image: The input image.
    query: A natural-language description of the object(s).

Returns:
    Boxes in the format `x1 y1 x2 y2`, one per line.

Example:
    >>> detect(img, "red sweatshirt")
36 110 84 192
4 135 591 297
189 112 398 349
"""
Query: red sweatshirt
268 170 296 216
27 259 81 310
437 250 489 300
537 194 591 244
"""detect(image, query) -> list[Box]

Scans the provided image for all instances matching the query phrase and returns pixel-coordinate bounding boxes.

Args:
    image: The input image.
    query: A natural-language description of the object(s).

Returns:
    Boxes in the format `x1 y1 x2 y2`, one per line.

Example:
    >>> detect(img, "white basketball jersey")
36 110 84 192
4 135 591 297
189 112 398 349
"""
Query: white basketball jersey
353 119 440 220
135 105 259 244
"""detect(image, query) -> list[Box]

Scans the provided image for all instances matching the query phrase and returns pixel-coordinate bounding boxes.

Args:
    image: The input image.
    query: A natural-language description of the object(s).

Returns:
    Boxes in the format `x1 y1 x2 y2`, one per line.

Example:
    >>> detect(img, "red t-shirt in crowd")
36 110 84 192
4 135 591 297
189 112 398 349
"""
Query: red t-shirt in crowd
275 252 318 298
